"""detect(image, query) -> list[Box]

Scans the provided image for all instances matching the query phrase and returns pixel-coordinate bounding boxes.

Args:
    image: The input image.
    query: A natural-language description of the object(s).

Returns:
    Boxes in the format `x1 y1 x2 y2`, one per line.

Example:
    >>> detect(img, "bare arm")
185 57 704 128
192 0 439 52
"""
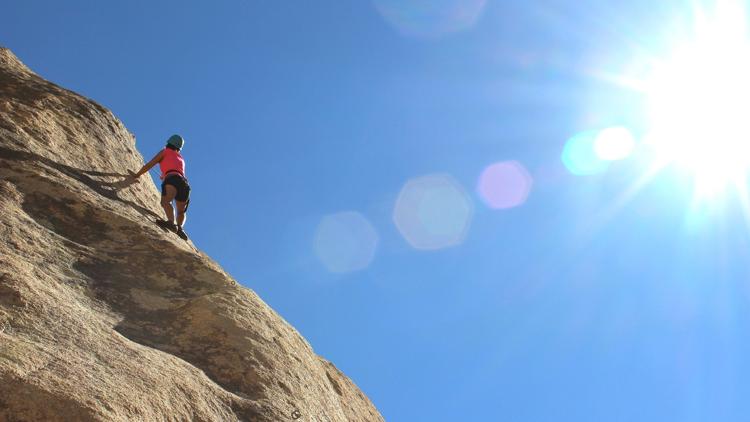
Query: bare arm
117 150 164 189
132 150 165 179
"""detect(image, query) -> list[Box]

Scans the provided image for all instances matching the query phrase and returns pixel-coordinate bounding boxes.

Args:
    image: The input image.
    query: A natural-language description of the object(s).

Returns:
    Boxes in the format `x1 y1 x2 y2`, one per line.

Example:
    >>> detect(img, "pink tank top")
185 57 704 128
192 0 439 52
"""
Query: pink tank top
159 148 185 180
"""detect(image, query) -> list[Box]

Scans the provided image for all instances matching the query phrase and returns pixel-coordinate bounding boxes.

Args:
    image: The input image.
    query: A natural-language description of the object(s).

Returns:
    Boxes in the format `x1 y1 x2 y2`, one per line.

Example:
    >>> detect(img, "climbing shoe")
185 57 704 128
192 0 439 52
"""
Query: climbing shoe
155 219 178 233
176 227 189 241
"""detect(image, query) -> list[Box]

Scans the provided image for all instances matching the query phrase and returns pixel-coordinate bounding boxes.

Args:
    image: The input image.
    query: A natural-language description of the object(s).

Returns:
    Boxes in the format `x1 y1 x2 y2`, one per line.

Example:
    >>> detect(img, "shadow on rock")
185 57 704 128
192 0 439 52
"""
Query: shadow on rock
0 145 160 221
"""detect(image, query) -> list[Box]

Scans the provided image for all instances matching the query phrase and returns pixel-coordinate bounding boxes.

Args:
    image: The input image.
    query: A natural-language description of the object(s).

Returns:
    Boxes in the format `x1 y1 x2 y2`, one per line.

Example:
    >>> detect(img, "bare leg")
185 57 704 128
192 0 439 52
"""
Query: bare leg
175 201 188 228
161 185 177 225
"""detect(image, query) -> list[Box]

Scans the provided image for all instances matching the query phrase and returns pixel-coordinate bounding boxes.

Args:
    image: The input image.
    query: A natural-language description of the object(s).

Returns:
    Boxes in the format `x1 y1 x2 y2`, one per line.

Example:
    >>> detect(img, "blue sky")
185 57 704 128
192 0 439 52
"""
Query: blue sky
5 1 750 420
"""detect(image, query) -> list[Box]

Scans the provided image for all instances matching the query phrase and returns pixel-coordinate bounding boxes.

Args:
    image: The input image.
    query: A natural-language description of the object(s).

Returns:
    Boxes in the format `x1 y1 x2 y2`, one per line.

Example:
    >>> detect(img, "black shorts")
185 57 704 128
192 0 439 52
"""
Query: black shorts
162 174 191 203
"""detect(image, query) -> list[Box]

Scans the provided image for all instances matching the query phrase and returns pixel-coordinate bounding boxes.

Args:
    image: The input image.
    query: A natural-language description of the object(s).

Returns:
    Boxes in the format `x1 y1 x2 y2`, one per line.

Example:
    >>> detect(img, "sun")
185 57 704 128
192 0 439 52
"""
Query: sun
643 0 750 196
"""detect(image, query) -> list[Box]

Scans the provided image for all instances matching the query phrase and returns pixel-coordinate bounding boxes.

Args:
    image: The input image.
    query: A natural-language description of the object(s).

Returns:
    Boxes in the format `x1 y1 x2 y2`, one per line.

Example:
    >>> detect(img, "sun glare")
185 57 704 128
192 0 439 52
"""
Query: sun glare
644 1 750 195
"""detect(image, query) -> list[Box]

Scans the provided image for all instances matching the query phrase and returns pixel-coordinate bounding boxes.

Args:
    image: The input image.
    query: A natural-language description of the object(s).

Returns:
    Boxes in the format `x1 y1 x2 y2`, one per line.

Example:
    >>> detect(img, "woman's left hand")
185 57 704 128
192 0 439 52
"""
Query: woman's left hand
114 173 137 189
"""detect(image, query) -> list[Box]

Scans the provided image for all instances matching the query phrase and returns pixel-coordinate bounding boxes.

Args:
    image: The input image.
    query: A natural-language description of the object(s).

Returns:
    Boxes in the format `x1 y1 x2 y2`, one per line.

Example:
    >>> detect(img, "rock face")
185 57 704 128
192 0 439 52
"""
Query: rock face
0 47 383 422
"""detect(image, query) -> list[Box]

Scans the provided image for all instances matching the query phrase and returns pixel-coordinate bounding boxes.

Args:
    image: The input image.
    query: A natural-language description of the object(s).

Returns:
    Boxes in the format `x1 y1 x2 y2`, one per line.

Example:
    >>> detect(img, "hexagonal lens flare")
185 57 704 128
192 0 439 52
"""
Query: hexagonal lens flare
562 130 610 175
393 174 473 250
313 211 379 273
477 161 533 209
373 0 487 38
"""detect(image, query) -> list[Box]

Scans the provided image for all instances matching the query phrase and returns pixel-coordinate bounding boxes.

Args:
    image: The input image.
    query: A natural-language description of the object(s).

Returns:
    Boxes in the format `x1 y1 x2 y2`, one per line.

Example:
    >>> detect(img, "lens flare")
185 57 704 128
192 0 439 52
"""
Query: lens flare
373 0 487 38
594 127 636 161
314 211 379 273
477 161 533 209
562 130 610 176
393 174 473 250
643 0 750 194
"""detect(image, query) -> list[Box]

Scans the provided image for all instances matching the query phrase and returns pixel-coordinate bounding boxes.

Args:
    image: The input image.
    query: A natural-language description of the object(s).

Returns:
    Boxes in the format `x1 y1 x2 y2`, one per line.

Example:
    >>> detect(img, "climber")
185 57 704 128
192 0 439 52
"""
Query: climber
119 134 191 240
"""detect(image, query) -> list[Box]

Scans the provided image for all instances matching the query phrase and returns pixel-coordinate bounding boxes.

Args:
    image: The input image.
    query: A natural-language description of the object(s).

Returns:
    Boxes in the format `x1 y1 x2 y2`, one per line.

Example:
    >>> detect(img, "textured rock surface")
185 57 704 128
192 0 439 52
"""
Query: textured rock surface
0 47 383 422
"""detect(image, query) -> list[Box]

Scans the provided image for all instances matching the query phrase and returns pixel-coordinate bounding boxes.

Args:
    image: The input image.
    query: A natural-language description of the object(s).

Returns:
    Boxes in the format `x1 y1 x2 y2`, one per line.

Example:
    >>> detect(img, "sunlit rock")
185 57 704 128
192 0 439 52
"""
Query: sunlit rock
0 47 383 422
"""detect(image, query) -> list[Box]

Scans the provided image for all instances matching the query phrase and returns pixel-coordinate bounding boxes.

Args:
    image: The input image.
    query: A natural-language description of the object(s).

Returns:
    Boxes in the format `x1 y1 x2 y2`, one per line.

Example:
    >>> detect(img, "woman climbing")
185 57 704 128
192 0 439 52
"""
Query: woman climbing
120 134 191 240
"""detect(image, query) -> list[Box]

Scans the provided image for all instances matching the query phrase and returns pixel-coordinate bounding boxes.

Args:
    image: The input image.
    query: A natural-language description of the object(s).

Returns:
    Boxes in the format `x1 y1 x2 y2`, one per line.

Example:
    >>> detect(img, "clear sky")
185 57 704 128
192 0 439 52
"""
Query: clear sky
5 1 750 420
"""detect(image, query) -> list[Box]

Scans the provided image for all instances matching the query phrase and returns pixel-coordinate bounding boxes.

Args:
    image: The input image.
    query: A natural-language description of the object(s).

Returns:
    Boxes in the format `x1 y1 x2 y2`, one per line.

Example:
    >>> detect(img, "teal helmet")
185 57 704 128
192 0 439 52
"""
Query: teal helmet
167 134 184 150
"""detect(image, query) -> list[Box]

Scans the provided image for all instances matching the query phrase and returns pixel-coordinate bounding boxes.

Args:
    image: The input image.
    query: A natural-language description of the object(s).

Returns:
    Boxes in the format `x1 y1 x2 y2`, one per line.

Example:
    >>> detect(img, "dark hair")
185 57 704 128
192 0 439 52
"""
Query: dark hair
166 144 180 151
